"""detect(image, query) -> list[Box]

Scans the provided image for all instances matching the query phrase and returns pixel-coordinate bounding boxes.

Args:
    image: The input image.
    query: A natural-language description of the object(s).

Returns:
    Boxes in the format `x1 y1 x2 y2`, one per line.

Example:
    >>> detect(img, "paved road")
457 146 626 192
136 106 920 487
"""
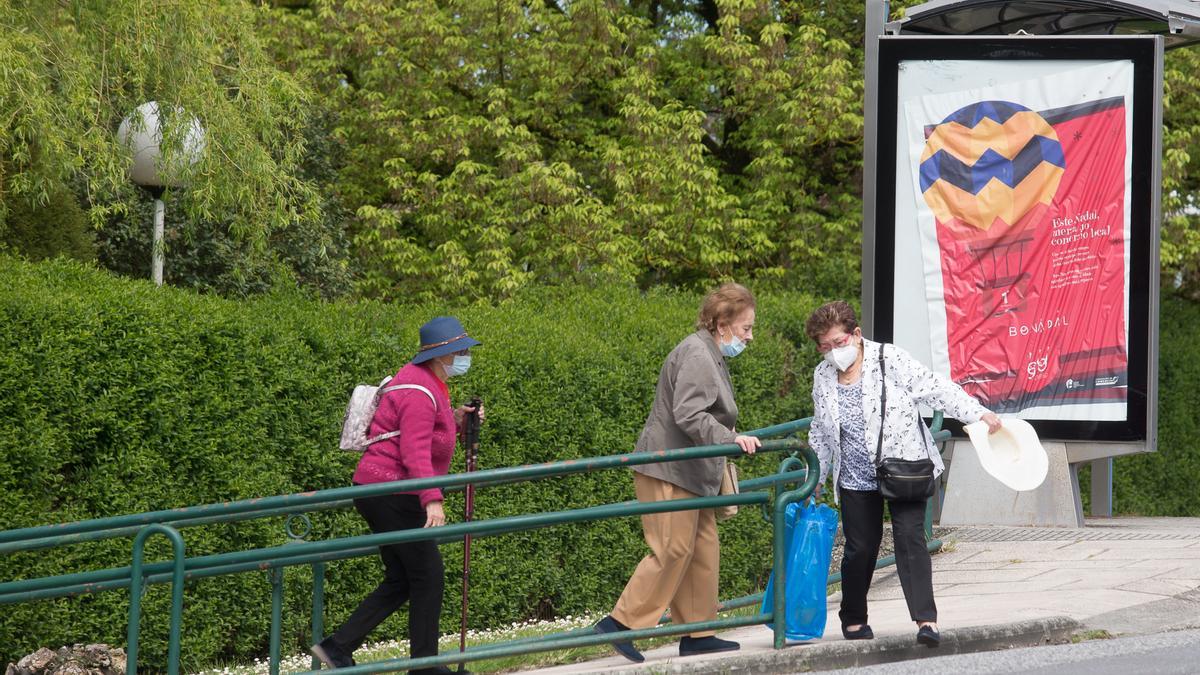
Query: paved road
816 628 1200 675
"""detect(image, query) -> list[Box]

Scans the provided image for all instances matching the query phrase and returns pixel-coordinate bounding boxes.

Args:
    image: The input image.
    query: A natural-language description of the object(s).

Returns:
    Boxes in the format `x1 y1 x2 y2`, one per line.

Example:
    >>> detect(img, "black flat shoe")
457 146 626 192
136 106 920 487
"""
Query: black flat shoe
841 624 874 640
679 636 740 656
594 615 645 663
917 624 941 647
311 637 355 669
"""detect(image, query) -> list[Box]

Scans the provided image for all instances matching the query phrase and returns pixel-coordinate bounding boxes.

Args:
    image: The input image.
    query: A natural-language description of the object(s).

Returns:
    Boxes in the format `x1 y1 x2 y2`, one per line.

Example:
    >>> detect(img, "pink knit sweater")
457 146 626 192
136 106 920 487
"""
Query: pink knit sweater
353 362 458 507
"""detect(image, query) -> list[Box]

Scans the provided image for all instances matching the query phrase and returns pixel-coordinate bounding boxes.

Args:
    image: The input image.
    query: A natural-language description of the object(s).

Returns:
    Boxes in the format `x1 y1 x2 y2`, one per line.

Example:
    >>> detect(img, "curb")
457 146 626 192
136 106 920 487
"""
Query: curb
589 616 1081 674
1084 587 1200 637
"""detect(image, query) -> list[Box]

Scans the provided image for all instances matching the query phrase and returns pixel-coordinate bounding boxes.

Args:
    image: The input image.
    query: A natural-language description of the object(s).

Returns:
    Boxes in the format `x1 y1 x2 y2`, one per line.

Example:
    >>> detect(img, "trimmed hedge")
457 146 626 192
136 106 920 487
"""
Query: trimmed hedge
4 257 1198 667
0 258 821 667
1110 295 1200 515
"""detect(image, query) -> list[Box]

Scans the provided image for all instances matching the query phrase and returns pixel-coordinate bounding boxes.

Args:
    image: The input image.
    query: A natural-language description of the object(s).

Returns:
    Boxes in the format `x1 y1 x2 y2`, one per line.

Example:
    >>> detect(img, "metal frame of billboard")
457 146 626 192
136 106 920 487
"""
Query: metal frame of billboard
862 35 1161 452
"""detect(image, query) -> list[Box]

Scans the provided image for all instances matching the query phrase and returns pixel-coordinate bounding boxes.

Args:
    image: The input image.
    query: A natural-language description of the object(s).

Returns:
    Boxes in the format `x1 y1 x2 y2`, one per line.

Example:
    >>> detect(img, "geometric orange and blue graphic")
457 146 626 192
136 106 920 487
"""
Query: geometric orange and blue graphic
914 94 1129 413
920 101 1065 236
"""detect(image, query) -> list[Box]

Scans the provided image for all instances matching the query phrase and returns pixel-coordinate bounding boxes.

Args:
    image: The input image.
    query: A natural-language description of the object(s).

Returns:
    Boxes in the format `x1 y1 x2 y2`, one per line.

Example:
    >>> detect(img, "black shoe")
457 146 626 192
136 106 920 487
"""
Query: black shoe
917 624 941 647
841 624 874 640
311 637 355 669
679 636 740 656
594 615 645 663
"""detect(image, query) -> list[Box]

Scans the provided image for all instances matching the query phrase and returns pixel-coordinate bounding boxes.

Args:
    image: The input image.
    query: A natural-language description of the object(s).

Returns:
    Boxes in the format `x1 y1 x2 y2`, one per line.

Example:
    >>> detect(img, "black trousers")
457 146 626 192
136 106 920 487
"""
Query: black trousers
330 492 444 658
838 488 936 627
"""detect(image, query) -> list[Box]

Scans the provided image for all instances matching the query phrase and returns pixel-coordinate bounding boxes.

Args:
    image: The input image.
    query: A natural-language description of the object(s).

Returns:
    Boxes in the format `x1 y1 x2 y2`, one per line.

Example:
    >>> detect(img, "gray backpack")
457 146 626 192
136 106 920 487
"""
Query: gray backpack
339 376 437 452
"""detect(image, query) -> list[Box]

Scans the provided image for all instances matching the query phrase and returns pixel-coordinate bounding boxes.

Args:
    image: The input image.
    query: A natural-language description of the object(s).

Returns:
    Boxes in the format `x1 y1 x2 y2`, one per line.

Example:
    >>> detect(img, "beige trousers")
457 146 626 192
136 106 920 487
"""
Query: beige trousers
611 472 719 637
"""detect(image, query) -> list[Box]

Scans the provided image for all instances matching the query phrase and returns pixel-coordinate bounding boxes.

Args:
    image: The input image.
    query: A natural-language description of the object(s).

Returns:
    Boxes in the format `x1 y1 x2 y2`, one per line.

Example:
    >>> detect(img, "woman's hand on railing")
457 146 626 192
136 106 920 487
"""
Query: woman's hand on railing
734 435 762 455
424 501 446 528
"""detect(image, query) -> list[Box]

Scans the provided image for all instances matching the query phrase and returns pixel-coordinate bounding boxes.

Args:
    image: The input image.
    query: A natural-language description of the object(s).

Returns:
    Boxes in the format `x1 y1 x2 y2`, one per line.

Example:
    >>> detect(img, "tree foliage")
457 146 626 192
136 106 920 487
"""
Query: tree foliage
5 1 1200 301
96 111 354 298
265 0 864 301
0 0 320 242
1162 47 1200 299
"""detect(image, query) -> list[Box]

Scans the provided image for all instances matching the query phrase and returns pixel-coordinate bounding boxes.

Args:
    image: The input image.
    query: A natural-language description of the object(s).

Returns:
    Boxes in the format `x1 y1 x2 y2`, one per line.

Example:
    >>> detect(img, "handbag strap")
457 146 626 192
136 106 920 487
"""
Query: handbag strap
873 344 932 467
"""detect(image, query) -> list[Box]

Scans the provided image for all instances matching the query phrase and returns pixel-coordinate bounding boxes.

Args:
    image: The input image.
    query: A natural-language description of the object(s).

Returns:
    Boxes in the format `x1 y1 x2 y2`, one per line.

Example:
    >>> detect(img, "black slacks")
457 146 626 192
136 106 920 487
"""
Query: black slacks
838 488 936 627
330 492 444 658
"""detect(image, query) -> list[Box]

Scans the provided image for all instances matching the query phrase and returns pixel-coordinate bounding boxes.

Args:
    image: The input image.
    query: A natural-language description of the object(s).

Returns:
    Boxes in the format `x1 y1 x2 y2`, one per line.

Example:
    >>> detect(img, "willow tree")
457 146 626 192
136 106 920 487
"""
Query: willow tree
0 0 319 244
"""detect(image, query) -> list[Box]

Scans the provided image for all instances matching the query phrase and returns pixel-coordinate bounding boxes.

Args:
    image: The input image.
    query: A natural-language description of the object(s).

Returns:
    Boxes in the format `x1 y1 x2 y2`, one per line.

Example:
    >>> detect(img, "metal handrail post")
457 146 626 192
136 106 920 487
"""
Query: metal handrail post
771 493 789 650
925 414 950 540
770 446 820 649
311 562 326 671
269 568 284 675
127 524 186 675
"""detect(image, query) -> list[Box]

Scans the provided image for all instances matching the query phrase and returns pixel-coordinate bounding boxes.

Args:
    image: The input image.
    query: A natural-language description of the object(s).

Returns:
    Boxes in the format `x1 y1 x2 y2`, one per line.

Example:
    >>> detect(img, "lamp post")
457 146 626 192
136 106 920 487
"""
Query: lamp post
117 102 206 286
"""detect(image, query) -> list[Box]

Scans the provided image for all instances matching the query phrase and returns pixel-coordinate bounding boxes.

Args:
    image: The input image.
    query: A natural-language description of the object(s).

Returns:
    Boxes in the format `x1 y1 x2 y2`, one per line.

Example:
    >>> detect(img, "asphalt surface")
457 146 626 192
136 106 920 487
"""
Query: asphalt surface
814 628 1200 675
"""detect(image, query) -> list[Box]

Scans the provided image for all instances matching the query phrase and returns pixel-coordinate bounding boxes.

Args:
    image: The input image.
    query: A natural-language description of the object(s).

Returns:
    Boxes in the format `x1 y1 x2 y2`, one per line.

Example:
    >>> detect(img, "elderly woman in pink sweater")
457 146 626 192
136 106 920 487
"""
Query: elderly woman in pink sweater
312 316 481 673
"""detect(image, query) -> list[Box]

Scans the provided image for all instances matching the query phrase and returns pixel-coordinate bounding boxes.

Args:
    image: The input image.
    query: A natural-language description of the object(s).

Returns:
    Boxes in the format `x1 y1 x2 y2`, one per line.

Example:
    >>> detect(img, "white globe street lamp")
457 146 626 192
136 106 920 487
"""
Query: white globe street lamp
117 102 206 286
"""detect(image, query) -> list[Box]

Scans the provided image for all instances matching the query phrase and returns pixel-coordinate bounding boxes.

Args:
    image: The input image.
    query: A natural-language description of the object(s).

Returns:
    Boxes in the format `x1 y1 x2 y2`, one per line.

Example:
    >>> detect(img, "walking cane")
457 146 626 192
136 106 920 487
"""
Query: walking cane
458 396 482 672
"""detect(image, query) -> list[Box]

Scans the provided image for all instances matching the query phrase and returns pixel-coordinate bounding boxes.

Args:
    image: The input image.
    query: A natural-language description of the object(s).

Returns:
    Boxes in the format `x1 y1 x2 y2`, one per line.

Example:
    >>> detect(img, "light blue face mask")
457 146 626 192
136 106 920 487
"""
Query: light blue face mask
445 354 472 377
720 334 746 358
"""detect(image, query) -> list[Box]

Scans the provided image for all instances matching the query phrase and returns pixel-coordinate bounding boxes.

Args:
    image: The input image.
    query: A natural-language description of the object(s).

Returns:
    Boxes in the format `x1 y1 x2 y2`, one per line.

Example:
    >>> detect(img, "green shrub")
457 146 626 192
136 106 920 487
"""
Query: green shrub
9 254 1191 667
1110 295 1200 515
1 190 96 263
0 257 823 667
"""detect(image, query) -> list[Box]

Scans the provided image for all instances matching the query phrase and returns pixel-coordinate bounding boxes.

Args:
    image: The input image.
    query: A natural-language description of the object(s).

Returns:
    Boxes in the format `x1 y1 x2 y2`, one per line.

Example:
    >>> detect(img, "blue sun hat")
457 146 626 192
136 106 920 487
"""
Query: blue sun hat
411 316 482 364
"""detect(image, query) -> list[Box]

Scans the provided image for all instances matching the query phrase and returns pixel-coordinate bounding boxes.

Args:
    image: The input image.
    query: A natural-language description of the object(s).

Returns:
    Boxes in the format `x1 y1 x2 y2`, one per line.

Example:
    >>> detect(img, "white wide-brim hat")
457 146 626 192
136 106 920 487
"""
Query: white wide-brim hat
964 418 1049 492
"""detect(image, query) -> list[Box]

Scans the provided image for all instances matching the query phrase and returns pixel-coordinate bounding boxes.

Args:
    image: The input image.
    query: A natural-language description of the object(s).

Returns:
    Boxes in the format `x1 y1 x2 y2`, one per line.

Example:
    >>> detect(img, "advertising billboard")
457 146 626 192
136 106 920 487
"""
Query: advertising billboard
869 37 1160 444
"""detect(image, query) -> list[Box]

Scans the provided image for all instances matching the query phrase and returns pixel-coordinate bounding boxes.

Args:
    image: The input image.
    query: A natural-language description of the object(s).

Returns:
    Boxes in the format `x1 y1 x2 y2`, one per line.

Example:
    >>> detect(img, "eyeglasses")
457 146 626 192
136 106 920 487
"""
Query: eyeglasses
817 333 854 353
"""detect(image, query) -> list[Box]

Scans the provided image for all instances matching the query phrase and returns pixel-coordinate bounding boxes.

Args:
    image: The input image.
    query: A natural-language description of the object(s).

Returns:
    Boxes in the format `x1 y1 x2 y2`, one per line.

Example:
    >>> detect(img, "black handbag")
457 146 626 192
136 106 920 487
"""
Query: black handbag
874 346 937 502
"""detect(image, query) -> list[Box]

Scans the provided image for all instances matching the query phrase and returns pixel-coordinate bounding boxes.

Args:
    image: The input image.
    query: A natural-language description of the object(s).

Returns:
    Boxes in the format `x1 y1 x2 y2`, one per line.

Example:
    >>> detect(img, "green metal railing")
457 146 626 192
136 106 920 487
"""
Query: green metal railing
0 414 951 673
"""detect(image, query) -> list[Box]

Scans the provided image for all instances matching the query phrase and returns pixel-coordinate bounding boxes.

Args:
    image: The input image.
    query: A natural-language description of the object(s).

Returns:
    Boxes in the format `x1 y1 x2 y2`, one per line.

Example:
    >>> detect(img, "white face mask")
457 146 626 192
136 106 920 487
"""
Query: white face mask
720 333 746 358
825 342 858 371
444 354 471 377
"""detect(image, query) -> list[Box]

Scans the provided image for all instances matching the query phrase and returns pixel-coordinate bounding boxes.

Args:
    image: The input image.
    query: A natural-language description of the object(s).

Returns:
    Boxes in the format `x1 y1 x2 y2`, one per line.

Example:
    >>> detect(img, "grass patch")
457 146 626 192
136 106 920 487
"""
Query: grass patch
191 605 769 674
1069 629 1114 644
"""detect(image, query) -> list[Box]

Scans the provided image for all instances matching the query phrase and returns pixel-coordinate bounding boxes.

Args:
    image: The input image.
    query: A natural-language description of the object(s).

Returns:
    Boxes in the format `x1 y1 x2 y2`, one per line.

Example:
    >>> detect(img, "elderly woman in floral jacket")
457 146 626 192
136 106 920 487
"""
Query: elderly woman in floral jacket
805 301 1001 648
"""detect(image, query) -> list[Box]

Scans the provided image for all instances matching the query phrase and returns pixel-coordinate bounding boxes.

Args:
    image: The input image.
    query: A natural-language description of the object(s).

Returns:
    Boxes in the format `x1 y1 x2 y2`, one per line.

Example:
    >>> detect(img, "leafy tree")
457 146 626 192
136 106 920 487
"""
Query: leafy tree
1162 47 1200 299
265 0 864 301
0 0 320 247
96 111 354 299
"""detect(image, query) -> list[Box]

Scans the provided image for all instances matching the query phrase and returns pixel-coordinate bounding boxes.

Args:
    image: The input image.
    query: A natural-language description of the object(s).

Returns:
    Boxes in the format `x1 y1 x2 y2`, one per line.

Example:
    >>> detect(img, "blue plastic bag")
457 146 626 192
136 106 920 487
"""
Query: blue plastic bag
761 500 839 641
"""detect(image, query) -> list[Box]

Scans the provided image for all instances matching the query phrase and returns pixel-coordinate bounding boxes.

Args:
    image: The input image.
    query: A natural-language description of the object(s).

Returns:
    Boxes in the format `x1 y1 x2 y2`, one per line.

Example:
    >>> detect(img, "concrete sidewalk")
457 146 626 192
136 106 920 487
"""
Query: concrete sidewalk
525 517 1200 674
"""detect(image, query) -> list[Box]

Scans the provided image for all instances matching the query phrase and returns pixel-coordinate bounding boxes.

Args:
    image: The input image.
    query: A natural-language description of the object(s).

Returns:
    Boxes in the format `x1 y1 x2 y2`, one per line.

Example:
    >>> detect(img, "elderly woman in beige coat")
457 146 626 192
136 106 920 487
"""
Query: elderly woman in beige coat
594 283 762 663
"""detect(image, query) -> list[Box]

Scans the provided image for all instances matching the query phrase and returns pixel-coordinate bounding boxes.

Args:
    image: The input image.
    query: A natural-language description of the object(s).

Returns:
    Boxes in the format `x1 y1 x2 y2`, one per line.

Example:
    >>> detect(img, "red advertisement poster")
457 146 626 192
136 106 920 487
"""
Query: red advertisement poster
910 66 1131 414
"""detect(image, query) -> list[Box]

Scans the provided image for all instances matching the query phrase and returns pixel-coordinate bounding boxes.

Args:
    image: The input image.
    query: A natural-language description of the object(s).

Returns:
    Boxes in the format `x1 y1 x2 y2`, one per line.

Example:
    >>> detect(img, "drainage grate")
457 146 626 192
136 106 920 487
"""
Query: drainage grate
934 527 1200 542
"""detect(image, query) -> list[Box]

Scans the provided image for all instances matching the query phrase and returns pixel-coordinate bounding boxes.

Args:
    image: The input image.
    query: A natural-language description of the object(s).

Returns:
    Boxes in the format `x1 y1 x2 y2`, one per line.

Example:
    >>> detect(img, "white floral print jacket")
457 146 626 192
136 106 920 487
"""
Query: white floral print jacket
809 338 989 501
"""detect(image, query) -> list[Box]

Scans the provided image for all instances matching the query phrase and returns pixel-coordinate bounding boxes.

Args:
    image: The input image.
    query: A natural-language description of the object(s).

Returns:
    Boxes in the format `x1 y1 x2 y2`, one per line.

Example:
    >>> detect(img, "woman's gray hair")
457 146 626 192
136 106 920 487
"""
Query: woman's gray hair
696 283 756 333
